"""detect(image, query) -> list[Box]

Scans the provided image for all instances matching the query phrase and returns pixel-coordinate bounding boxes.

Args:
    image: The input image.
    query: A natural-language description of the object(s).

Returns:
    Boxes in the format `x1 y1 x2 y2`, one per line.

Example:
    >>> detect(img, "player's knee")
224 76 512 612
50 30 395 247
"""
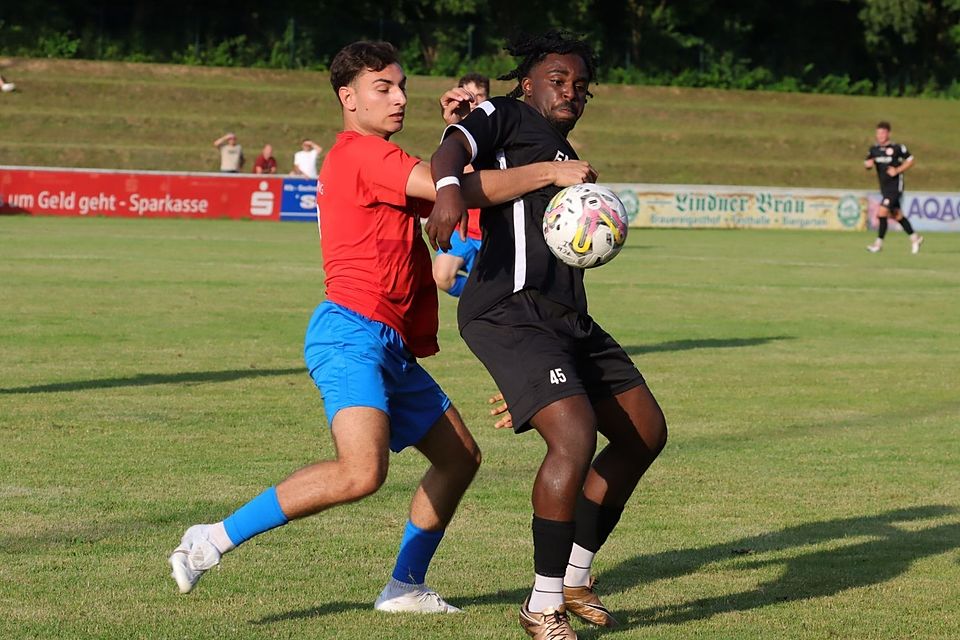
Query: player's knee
432 265 455 291
466 442 482 474
651 415 668 457
546 427 597 470
446 439 482 480
635 406 668 458
454 448 481 487
615 412 667 462
341 464 387 500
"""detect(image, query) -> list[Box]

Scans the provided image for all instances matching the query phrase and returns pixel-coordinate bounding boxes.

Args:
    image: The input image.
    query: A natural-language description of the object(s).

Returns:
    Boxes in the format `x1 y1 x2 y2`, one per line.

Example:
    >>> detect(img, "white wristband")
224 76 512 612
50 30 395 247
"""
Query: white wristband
435 176 461 190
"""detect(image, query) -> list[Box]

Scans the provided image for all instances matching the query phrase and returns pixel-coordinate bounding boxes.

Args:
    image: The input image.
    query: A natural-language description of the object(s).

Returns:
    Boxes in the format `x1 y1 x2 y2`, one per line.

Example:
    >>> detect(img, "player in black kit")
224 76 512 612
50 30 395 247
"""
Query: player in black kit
427 32 667 640
864 121 923 254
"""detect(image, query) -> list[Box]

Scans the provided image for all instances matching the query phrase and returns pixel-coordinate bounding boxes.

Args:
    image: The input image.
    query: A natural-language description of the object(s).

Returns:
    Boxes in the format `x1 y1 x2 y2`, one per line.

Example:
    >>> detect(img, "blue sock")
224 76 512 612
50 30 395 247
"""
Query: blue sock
223 486 289 546
446 274 467 298
391 520 445 585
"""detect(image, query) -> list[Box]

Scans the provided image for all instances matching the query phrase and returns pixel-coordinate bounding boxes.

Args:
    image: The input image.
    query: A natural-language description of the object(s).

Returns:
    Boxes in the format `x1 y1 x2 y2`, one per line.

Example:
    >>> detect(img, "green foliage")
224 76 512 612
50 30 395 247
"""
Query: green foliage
5 58 960 190
1 1 960 97
860 0 925 48
944 80 960 99
33 30 81 59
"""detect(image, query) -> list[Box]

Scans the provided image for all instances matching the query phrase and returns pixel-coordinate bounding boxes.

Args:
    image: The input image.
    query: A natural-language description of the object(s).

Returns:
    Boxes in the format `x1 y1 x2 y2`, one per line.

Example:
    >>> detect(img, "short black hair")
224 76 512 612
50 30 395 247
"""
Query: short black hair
458 72 490 94
498 31 598 99
329 41 399 100
876 121 892 131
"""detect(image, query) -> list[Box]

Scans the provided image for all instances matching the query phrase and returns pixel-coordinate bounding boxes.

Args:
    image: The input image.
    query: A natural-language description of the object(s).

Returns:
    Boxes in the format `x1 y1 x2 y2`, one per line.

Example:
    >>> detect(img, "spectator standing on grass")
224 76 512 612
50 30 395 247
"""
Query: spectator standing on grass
291 139 323 179
864 121 922 254
253 144 277 174
213 133 244 173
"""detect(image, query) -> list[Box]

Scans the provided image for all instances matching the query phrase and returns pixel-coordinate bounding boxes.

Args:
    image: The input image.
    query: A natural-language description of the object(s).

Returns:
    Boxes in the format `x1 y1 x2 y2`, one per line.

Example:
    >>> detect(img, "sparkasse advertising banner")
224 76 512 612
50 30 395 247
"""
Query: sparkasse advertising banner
607 183 868 231
0 166 319 221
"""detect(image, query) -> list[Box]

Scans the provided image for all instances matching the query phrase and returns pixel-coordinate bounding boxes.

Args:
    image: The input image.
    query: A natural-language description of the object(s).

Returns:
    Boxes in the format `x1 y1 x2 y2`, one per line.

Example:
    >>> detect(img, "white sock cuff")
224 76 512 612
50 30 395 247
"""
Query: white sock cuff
529 574 565 612
567 543 596 567
387 577 423 591
209 521 236 554
564 543 595 587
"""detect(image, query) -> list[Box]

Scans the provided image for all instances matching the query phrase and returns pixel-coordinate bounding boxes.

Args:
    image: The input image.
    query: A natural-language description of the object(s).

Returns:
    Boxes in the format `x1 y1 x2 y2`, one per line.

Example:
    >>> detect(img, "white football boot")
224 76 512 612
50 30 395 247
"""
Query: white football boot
911 234 924 254
374 578 462 613
169 524 222 594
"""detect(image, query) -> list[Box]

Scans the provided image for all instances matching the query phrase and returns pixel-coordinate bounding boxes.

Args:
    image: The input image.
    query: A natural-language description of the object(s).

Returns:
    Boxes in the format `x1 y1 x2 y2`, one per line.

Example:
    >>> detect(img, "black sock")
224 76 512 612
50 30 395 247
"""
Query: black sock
532 516 575 577
878 217 888 239
899 217 915 234
574 494 625 553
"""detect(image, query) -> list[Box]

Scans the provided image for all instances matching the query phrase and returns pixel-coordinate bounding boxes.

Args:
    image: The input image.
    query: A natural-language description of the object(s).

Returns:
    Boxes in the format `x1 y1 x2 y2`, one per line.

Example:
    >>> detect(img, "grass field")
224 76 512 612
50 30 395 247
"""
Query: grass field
2 215 958 639
1 57 960 189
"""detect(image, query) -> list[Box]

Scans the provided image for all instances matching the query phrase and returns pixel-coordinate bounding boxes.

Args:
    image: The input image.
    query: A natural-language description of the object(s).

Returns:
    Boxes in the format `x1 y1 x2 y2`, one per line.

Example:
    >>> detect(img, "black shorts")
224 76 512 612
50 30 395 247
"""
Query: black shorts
460 290 645 433
880 191 903 212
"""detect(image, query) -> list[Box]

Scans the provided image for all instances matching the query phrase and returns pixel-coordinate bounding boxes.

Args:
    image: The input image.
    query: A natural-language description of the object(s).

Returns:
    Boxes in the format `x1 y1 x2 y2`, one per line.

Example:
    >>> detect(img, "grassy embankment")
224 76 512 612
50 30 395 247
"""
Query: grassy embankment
1 57 958 189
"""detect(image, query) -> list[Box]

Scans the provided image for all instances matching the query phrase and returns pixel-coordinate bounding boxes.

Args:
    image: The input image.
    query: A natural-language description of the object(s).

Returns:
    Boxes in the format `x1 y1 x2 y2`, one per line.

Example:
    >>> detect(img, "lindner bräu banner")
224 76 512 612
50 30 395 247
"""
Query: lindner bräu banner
867 192 960 233
606 183 868 231
0 166 316 221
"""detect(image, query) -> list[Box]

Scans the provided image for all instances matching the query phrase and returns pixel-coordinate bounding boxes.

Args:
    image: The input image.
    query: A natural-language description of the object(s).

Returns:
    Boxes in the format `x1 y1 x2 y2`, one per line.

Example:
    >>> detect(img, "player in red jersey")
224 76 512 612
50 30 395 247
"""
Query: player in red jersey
168 41 596 614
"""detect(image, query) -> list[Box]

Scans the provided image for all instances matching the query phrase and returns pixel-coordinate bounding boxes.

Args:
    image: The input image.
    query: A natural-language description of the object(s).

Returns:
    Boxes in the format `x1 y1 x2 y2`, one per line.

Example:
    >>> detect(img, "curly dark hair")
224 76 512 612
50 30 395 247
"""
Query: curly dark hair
498 31 598 99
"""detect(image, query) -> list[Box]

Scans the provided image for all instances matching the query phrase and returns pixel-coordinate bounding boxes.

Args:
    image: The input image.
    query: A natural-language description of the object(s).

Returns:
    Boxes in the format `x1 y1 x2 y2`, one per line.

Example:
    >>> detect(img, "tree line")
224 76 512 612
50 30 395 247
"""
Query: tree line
3 0 959 97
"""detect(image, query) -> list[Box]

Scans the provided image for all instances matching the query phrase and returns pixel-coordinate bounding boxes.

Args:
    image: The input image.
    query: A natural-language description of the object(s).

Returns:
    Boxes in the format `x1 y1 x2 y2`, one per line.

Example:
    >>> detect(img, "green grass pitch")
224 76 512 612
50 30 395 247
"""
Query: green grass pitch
1 216 958 638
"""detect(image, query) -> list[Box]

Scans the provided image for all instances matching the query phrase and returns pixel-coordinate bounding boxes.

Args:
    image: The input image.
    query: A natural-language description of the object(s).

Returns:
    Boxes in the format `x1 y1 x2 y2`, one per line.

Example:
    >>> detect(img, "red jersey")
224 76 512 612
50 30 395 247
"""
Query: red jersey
317 131 438 357
466 208 482 240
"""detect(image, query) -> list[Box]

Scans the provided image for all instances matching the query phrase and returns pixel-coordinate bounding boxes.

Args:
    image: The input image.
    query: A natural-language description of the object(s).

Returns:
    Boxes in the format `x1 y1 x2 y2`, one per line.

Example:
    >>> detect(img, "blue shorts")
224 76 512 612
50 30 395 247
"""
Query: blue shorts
438 235 481 273
303 301 451 452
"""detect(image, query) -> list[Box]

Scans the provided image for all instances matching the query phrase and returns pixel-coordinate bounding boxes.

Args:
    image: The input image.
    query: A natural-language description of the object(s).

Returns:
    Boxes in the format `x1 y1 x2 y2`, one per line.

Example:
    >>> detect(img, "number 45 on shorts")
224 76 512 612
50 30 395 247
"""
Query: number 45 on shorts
549 368 567 384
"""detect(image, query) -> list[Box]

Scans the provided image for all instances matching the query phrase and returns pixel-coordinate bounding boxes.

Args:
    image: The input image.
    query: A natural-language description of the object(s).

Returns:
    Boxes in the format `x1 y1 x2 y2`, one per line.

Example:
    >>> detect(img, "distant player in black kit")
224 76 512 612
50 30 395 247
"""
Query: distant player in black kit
864 121 923 254
428 32 667 640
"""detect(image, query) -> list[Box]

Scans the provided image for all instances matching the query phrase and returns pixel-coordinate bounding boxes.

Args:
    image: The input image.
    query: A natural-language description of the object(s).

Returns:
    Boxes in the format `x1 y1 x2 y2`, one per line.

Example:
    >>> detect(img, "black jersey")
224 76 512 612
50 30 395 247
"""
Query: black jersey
866 142 913 195
445 97 586 329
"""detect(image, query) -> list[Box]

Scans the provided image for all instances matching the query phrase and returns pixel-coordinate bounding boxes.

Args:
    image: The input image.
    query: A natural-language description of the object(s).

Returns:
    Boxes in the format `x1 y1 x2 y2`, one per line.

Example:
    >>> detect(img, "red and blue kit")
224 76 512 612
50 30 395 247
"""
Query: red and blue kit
317 131 438 357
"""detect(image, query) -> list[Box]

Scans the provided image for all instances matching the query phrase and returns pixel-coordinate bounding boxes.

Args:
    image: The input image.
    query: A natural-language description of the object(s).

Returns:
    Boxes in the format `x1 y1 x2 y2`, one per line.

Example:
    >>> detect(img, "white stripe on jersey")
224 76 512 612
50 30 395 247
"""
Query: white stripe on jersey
512 199 526 292
497 149 527 292
478 100 496 115
444 124 478 164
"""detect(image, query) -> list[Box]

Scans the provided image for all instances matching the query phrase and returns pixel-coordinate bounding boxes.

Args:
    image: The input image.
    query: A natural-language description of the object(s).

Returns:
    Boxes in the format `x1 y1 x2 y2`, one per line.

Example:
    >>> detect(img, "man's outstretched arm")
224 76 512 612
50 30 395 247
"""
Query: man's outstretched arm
424 130 473 251
411 137 597 249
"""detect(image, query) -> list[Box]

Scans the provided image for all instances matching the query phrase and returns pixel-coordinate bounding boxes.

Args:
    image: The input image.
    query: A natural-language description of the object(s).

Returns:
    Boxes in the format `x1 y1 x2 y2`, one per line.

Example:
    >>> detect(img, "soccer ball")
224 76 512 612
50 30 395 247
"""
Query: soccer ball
542 184 629 269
